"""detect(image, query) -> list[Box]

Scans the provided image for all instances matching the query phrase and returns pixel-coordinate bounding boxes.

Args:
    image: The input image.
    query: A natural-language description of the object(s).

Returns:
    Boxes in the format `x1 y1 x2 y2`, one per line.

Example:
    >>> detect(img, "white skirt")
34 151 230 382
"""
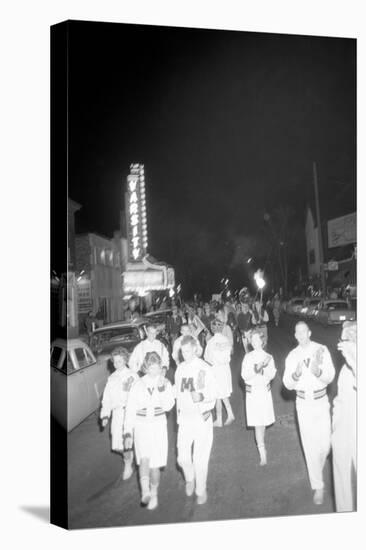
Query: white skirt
133 416 168 468
245 384 275 427
212 362 232 399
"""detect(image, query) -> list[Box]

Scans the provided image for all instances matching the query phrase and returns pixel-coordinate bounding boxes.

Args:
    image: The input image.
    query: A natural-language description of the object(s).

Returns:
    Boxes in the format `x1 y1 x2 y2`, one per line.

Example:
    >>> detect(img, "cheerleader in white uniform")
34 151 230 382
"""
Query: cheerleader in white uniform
204 319 235 427
241 330 276 465
100 346 138 480
124 351 175 510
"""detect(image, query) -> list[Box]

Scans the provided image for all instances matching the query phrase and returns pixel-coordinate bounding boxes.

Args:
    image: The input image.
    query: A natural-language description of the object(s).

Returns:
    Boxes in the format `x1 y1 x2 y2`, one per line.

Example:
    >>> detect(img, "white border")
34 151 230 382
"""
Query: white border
1 1 364 548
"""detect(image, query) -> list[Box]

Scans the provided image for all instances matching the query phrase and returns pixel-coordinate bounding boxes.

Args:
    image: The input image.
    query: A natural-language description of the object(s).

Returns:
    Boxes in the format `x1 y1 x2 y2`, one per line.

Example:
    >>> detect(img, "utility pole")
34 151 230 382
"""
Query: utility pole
313 161 326 297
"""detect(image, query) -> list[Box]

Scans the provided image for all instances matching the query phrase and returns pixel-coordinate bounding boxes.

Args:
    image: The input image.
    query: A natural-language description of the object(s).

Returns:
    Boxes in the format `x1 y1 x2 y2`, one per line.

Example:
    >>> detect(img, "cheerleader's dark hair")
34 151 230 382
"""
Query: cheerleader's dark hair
110 346 130 362
141 351 162 374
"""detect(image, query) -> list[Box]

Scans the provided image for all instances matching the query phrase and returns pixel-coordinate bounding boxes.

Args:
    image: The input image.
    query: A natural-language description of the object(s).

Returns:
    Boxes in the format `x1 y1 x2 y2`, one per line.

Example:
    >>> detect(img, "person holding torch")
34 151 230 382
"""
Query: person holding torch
252 270 269 348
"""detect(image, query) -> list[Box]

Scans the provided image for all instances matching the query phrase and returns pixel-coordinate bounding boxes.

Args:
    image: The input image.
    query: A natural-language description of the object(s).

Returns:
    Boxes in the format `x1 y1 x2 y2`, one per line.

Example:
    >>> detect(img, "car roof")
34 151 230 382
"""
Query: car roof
51 338 89 350
144 309 172 316
92 319 145 333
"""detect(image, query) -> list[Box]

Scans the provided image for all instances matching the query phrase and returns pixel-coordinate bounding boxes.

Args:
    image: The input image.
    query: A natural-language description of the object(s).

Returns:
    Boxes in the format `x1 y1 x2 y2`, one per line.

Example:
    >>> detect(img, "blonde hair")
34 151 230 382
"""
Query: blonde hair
141 351 162 373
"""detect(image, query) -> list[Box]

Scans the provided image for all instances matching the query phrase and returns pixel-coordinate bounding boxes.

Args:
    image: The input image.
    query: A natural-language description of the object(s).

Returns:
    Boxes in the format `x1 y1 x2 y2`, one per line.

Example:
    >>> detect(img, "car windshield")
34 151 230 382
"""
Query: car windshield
309 300 320 305
92 327 140 346
74 347 95 369
326 302 348 310
147 313 169 322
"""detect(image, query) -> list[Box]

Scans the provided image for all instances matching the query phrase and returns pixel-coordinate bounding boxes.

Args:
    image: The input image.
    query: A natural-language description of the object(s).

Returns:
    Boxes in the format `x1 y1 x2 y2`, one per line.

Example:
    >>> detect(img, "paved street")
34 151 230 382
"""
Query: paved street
67 315 344 529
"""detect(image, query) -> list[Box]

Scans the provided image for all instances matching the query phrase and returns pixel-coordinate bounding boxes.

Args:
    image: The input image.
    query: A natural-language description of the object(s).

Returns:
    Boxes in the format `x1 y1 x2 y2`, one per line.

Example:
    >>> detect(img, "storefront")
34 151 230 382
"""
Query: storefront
123 255 175 312
325 255 357 297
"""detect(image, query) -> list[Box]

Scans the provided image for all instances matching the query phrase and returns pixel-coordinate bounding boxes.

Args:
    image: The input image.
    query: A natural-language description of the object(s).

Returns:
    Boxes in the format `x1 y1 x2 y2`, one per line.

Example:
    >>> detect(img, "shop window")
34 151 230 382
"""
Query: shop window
106 249 113 266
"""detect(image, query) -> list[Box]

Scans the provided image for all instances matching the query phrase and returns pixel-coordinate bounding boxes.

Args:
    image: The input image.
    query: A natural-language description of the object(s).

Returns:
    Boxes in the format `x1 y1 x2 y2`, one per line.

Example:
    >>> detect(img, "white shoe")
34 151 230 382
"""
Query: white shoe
147 495 158 510
185 481 195 497
196 491 207 505
313 489 324 505
141 491 151 506
122 462 133 480
258 446 267 466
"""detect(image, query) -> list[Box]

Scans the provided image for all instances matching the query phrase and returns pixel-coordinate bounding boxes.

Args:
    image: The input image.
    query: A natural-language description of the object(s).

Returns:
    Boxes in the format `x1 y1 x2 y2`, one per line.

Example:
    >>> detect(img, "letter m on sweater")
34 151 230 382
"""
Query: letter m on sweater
181 377 195 392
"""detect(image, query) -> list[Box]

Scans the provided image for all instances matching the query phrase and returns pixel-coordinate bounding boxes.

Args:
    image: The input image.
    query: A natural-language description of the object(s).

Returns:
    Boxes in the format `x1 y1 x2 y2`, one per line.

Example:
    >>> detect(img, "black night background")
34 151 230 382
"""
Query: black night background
68 21 356 298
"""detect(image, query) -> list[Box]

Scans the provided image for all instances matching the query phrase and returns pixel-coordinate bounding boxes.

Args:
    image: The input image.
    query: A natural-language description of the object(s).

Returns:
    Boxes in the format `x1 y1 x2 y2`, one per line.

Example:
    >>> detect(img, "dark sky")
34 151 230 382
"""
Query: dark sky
68 21 356 294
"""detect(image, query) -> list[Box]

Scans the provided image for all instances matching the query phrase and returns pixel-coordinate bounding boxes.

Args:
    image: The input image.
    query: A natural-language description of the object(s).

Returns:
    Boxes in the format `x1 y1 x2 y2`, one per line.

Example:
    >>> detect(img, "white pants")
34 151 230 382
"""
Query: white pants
177 415 213 496
296 397 331 490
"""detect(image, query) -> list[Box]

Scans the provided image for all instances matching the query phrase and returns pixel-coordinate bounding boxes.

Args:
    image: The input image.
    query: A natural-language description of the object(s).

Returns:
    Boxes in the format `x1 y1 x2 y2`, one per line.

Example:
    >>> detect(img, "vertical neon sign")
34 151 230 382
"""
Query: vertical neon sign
126 163 148 262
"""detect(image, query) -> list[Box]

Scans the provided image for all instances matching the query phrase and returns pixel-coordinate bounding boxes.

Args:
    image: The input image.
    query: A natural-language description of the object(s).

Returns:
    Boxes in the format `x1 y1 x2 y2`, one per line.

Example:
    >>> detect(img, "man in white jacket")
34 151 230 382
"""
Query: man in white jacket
283 321 335 505
129 324 170 374
175 335 218 505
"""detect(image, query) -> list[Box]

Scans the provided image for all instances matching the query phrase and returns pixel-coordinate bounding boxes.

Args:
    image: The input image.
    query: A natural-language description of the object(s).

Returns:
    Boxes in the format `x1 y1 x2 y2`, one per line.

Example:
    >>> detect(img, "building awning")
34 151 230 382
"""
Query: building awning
123 255 175 294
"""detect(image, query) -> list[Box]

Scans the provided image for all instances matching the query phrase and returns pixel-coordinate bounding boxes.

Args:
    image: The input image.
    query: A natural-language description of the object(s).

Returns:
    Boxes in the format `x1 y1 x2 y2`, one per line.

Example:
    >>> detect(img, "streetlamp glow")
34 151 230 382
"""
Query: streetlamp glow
254 269 266 303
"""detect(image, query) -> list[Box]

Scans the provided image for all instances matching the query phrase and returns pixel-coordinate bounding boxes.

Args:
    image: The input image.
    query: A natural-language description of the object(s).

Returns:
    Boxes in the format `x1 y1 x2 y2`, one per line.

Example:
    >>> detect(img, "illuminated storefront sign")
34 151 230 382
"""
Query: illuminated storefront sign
328 212 356 249
77 278 92 313
123 270 165 292
126 163 148 262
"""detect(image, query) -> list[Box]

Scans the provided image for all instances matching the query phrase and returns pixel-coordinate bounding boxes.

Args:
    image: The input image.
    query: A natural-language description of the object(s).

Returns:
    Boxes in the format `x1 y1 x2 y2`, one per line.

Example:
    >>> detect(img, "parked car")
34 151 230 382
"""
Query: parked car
90 317 172 358
143 309 172 329
89 319 146 356
300 297 321 319
313 300 356 326
51 338 110 432
350 297 357 319
285 297 305 315
143 309 173 349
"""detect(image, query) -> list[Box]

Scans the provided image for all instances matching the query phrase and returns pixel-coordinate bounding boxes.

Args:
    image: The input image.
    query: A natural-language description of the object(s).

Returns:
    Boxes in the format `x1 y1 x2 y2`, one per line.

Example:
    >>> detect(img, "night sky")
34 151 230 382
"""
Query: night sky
68 20 356 296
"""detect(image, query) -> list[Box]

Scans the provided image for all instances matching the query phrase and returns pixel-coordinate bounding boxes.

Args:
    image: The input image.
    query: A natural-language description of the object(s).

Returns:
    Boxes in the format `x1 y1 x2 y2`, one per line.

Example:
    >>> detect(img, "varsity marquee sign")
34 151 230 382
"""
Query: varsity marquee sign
126 163 148 262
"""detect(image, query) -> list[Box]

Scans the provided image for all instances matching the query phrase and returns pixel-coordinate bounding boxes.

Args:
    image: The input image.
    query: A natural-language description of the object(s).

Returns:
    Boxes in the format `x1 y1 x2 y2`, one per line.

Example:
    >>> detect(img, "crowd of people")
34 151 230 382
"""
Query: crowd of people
99 293 357 515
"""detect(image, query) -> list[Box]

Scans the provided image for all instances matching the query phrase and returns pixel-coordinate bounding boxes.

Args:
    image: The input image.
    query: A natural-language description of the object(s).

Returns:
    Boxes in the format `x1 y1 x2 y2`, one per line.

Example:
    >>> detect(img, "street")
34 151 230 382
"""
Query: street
67 315 344 529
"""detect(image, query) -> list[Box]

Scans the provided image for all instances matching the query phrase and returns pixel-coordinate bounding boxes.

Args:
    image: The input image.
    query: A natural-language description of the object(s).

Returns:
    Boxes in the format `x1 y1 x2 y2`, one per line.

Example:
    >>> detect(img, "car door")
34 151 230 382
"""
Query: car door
78 346 110 417
51 345 68 429
67 347 90 431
